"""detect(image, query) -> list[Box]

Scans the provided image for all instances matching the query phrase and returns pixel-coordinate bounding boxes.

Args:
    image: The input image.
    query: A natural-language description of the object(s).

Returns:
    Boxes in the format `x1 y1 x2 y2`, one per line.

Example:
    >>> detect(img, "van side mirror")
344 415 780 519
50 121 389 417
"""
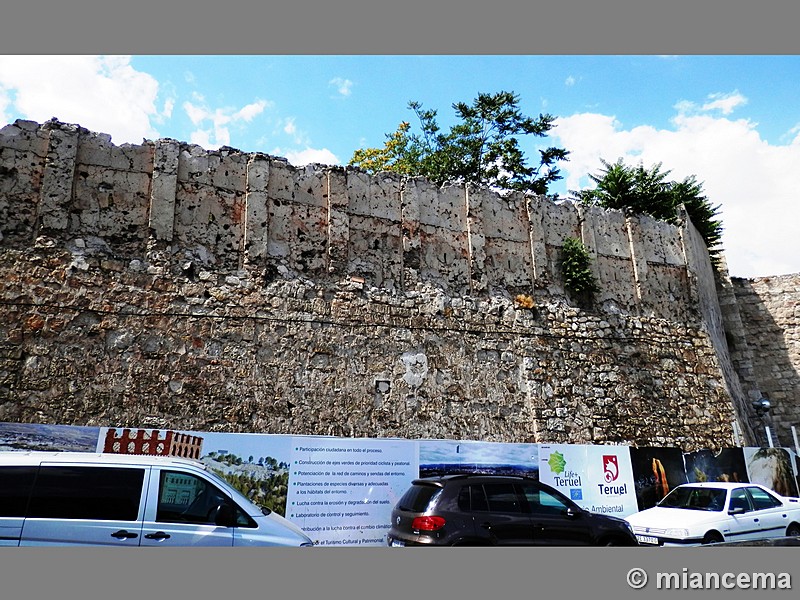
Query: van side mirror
213 503 237 527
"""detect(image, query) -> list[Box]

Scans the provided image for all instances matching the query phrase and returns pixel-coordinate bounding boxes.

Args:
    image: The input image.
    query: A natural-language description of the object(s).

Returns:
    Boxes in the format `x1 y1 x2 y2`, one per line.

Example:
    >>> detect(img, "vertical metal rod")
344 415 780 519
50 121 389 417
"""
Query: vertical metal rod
791 425 799 456
732 421 742 447
765 426 774 448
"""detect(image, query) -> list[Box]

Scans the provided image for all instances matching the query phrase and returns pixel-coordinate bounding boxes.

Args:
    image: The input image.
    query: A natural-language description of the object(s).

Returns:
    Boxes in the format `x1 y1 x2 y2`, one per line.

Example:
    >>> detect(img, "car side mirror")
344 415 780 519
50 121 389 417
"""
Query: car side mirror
565 506 581 518
728 507 745 515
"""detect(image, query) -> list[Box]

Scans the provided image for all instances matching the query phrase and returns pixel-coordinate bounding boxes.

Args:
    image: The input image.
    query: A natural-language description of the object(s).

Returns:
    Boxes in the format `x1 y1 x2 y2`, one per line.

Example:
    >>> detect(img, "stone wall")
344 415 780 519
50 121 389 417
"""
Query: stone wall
0 245 736 449
730 274 800 447
0 119 769 450
0 119 703 319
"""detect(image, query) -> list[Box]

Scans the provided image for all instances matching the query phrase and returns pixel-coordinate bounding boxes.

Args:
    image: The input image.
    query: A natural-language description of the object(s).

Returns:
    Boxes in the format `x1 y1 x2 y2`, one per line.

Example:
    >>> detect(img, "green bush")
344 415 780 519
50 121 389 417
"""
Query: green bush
561 237 599 306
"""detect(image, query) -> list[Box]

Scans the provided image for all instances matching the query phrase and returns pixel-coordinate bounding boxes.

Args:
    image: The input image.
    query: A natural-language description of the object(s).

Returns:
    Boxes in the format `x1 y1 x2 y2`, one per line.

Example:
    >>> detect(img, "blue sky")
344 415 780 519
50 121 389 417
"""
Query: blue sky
420 440 539 467
2 55 799 278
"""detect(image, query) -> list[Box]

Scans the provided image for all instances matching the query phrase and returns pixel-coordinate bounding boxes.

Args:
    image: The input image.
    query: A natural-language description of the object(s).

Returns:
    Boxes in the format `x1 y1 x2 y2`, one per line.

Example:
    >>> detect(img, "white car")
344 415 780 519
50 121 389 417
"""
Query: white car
625 482 800 546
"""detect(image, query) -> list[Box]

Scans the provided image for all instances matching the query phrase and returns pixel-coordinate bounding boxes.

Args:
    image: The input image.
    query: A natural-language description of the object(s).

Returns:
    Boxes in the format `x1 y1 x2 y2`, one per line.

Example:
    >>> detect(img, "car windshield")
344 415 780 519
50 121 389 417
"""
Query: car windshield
657 487 726 511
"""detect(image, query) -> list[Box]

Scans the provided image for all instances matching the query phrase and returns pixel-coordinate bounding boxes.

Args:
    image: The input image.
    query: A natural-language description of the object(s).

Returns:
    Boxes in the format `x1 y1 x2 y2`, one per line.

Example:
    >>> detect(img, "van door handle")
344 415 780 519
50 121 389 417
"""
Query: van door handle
144 531 171 540
111 530 139 539
480 522 492 530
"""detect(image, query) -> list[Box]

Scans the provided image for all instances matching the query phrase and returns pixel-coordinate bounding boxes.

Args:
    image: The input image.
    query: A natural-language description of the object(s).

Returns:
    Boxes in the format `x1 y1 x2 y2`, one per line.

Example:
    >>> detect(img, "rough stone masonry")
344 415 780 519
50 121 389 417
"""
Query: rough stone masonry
0 119 796 450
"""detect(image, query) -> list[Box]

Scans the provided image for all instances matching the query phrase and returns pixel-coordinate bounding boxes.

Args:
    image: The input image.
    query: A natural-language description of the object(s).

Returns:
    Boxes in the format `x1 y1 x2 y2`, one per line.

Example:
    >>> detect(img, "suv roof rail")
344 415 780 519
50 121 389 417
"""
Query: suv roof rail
415 473 535 483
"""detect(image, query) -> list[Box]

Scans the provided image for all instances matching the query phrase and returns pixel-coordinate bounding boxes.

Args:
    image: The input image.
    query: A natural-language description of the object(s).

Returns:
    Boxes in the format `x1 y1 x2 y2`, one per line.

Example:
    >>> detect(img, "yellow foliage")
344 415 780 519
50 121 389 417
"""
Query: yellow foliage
514 294 535 309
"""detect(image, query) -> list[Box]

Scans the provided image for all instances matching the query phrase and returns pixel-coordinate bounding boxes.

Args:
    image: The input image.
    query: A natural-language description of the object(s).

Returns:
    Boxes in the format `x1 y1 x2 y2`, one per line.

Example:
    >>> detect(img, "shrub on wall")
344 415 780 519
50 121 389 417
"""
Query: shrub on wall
561 237 599 306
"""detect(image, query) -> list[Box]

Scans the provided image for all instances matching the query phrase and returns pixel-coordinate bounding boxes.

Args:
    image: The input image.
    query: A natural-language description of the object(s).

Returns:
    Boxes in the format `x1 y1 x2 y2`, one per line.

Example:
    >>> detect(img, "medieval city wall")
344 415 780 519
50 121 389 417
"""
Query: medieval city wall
0 119 774 449
729 274 800 446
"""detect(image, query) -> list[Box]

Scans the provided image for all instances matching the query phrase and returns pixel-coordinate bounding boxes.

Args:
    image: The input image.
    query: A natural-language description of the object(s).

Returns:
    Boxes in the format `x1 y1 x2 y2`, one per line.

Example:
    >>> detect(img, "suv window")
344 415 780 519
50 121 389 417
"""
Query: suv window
397 484 441 512
0 466 37 517
458 485 489 512
26 466 144 521
747 487 782 510
460 483 525 513
483 483 522 513
522 483 570 515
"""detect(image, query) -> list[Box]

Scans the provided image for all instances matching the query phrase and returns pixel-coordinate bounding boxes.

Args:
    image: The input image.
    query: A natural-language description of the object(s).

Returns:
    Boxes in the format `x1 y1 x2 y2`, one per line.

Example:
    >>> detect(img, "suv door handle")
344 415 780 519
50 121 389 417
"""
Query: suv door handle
111 530 139 539
480 522 492 529
144 531 171 540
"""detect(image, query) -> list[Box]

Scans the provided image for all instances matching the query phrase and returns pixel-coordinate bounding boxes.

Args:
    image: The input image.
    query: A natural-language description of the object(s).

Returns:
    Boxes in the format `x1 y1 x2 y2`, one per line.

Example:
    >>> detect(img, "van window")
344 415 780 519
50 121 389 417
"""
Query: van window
0 466 37 517
156 470 231 524
26 466 144 521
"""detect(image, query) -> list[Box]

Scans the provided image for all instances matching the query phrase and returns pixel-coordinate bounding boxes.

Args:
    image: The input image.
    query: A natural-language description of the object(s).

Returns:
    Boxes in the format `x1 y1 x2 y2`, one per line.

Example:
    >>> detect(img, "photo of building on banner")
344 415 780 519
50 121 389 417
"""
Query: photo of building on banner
99 427 296 515
287 437 418 546
539 444 639 518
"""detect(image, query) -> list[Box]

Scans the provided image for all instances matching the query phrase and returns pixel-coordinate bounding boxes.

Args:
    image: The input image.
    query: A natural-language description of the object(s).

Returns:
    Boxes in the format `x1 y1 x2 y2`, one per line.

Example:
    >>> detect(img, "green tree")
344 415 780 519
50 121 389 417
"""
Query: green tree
561 237 599 307
573 158 723 266
350 91 569 196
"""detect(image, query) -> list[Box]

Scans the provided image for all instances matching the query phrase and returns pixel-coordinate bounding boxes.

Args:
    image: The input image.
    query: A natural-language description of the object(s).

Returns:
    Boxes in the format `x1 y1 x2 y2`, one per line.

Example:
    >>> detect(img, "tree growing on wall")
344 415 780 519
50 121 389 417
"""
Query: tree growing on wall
349 91 570 196
561 237 599 307
571 158 724 267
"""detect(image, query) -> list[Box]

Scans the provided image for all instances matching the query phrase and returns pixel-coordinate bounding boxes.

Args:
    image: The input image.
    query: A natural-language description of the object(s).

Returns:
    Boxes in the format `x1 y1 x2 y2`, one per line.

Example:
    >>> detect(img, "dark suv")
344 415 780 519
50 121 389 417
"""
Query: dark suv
387 474 638 546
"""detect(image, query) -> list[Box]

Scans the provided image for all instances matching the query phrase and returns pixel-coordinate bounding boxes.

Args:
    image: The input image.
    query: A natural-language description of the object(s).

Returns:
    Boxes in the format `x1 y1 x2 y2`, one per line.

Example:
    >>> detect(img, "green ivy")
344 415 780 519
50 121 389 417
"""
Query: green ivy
561 237 599 305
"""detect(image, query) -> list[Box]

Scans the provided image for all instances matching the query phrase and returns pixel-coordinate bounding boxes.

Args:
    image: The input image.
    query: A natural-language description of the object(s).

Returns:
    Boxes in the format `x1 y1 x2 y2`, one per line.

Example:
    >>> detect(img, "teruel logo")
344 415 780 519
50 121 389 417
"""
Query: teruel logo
547 451 567 474
603 455 619 483
546 451 582 487
598 454 626 495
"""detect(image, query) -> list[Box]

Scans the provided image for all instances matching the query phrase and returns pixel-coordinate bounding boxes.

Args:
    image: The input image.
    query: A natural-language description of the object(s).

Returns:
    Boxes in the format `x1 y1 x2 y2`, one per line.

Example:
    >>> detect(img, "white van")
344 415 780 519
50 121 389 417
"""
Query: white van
0 451 314 547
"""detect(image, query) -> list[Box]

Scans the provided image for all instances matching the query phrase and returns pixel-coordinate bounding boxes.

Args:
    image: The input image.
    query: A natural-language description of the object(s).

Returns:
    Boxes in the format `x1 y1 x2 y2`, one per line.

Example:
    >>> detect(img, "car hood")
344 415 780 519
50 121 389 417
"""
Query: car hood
625 506 725 530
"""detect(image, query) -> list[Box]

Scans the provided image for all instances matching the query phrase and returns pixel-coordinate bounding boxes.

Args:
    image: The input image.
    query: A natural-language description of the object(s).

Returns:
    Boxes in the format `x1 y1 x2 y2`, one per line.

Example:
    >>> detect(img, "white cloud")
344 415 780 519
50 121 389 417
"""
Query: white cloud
161 99 175 120
274 147 340 167
184 101 208 126
329 77 353 97
565 76 577 87
672 91 748 118
278 117 311 147
234 100 270 122
0 86 10 124
784 123 800 144
701 91 747 115
189 129 215 149
182 99 269 150
0 55 160 144
553 99 800 278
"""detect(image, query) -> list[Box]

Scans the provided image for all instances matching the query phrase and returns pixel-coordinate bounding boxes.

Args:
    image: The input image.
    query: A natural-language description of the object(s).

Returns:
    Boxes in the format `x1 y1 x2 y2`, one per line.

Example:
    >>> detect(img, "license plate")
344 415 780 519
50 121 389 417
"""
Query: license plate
636 535 659 545
391 539 405 547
